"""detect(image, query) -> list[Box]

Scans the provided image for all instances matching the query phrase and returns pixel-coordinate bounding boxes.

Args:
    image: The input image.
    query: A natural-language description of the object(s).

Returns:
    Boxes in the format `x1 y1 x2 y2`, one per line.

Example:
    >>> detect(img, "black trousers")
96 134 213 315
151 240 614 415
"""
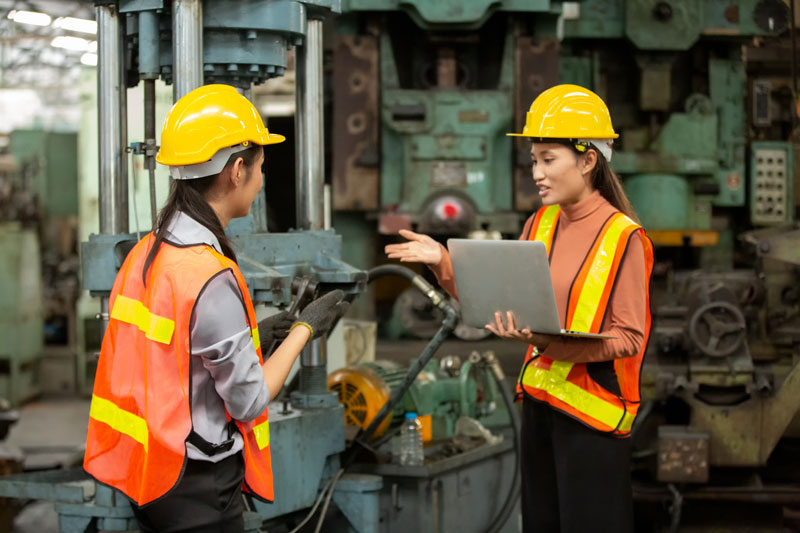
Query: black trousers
520 398 634 533
130 453 246 533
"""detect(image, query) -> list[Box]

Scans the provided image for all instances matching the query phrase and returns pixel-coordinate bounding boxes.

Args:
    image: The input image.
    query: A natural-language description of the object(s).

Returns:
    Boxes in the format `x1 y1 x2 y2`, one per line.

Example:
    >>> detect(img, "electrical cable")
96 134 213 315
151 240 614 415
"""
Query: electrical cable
483 360 521 533
313 468 345 533
287 469 342 533
342 265 459 467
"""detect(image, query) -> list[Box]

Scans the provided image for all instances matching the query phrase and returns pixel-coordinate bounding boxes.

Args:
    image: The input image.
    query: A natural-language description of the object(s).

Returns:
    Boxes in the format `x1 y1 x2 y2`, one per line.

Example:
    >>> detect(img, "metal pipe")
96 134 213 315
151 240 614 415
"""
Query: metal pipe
299 336 328 395
172 0 203 101
295 19 325 230
323 183 331 230
138 10 160 79
97 5 127 235
119 52 129 230
144 79 158 226
301 336 326 367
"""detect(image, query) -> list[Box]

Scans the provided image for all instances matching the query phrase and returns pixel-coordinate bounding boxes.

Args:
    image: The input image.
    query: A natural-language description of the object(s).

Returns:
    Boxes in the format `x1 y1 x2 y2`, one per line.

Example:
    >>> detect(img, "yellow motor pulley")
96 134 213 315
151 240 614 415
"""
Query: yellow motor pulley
328 366 392 438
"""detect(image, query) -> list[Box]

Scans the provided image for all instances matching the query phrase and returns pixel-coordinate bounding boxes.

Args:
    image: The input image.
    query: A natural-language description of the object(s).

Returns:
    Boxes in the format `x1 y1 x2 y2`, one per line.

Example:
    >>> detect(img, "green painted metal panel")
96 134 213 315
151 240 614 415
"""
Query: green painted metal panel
9 129 79 217
705 0 790 37
710 57 747 207
381 90 513 214
395 0 502 24
612 153 718 175
655 113 718 160
625 0 703 50
412 135 487 161
563 0 625 38
343 0 551 15
559 56 593 88
0 225 43 404
626 174 712 230
45 132 79 216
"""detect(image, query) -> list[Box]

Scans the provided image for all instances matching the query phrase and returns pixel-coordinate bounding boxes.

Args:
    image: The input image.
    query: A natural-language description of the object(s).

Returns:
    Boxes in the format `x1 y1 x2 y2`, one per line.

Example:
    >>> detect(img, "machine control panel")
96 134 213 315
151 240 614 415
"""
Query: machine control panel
751 142 794 225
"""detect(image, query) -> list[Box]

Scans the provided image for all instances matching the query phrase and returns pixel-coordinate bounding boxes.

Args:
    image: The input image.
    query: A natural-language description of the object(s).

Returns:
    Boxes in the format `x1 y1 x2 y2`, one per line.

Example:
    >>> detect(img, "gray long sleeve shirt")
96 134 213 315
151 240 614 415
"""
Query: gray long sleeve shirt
164 211 270 462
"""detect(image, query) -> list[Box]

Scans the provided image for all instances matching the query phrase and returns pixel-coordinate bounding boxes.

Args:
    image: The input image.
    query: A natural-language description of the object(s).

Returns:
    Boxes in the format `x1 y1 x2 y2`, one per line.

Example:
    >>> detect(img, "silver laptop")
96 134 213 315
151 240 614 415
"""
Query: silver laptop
447 239 615 339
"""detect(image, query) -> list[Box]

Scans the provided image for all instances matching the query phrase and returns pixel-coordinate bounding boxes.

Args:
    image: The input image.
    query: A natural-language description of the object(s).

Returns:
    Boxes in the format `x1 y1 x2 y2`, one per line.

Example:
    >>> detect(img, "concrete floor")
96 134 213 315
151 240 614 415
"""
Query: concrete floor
6 396 90 532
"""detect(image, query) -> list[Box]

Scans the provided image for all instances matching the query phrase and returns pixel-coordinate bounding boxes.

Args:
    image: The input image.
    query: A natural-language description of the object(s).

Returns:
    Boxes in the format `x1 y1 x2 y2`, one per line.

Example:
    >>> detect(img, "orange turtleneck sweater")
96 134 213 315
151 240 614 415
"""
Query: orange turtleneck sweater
430 191 648 364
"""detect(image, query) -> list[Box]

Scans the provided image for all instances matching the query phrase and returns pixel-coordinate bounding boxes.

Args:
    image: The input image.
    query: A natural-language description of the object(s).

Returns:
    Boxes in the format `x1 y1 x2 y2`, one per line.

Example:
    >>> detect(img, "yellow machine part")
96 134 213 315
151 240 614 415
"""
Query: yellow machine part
328 366 392 438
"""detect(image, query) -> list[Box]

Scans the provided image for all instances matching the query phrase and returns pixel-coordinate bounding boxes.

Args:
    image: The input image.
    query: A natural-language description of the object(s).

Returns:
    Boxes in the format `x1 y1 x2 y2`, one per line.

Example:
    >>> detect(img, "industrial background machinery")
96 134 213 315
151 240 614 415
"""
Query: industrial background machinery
0 1 520 532
330 0 800 530
0 0 799 531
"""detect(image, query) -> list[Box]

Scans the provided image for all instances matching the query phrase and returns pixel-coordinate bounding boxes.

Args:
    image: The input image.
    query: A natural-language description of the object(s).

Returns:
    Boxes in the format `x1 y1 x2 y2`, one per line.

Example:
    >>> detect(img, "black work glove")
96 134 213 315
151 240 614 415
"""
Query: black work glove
257 310 295 347
293 289 350 338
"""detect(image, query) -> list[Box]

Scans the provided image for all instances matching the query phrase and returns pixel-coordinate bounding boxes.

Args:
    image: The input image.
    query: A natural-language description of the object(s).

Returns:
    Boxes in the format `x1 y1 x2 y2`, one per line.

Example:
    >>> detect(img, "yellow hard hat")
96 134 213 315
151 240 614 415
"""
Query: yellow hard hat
508 84 618 140
156 84 285 170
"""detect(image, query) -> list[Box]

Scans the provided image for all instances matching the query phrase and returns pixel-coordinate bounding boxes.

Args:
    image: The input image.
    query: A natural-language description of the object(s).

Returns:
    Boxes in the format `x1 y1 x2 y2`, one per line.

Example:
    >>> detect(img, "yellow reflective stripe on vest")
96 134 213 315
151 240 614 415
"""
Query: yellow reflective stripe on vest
252 327 260 351
521 367 635 432
549 360 573 380
90 395 149 451
569 215 635 333
533 206 560 254
253 420 270 450
111 294 175 345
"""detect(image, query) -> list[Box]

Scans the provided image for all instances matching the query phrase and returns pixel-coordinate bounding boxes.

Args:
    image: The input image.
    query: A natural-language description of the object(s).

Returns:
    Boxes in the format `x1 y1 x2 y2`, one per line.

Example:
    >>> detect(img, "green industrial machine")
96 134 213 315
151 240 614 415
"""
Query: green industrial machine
329 353 510 442
0 224 42 405
0 2 520 532
330 0 800 529
0 129 80 404
560 0 790 248
9 130 79 219
332 0 564 235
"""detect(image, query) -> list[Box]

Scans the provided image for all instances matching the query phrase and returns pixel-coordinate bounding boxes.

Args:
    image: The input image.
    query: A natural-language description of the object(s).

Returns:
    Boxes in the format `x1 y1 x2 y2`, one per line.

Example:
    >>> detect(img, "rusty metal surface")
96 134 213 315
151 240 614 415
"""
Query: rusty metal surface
513 35 559 212
657 425 710 483
332 34 380 210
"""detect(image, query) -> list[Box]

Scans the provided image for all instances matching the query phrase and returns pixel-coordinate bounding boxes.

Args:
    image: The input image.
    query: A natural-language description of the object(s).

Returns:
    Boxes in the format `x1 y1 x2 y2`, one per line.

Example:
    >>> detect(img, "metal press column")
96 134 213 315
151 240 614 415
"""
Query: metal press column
172 0 203 100
295 18 325 230
97 4 127 236
292 18 337 407
97 3 128 329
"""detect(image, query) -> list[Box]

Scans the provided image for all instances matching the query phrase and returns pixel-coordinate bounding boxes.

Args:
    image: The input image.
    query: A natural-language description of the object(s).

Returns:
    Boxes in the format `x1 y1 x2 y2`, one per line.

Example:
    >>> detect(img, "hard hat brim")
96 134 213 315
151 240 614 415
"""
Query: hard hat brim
262 133 286 145
505 132 619 139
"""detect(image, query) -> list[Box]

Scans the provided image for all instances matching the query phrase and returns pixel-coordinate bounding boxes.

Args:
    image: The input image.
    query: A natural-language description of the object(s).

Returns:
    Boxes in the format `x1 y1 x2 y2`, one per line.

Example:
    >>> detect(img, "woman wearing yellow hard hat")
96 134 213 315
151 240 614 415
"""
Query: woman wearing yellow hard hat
83 84 348 532
386 84 653 532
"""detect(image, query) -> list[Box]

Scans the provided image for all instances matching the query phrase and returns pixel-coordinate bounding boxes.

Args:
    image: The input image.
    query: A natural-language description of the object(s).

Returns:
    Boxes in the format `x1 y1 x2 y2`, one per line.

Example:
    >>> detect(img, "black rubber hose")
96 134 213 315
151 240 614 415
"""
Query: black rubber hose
484 360 521 533
343 265 458 467
367 264 452 315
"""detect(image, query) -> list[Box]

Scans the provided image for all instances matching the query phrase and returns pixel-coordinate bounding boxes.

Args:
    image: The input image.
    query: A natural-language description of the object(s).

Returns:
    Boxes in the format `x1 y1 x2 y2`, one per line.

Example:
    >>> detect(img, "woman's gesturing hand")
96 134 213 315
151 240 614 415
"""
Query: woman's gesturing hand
485 311 557 350
384 229 443 265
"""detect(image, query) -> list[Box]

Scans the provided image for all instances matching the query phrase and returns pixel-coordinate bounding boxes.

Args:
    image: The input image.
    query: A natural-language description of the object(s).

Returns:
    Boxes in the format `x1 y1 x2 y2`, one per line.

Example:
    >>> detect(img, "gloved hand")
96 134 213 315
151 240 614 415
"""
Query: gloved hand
257 310 295 347
292 290 349 338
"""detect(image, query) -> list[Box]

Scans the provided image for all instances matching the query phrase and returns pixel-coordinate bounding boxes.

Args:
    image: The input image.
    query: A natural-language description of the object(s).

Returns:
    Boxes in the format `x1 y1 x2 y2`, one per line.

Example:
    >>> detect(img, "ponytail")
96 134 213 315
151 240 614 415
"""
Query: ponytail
142 144 262 284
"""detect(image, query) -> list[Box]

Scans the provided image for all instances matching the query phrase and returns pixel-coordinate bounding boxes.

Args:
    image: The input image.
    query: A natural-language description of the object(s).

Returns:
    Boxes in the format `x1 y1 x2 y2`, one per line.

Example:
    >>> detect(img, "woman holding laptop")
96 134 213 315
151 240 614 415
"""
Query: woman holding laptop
386 84 653 533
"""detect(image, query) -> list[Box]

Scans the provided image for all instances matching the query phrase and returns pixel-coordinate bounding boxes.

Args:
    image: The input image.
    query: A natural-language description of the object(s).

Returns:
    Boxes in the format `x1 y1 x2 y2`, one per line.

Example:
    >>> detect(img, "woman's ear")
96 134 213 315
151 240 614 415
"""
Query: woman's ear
229 157 245 187
581 149 598 176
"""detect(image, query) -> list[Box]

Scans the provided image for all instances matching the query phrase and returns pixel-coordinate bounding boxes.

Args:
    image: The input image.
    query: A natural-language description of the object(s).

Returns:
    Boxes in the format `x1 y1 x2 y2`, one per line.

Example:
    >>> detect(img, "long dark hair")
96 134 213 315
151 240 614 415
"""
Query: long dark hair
588 150 640 224
142 144 262 284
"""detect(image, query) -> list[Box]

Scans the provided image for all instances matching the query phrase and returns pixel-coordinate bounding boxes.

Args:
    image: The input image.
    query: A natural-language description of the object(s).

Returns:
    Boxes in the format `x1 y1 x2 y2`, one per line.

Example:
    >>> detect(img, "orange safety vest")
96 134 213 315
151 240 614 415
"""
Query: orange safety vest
84 234 274 506
517 205 654 436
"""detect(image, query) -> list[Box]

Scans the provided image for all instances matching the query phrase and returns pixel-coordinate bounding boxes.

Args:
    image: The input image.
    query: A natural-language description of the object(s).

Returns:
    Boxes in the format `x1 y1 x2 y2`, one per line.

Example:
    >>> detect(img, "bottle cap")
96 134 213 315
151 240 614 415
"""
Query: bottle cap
404 412 418 419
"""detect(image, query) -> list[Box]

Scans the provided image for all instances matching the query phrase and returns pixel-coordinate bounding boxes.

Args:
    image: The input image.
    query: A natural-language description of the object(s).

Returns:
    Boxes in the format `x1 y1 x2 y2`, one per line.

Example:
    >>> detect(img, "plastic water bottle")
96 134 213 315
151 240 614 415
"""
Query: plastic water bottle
399 412 424 466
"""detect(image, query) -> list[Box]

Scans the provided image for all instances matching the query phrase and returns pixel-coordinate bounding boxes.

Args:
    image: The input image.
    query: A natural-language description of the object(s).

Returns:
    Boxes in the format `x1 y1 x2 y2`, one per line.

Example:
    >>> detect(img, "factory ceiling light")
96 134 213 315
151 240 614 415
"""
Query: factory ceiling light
80 52 97 66
51 35 92 52
53 16 97 34
7 9 52 27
